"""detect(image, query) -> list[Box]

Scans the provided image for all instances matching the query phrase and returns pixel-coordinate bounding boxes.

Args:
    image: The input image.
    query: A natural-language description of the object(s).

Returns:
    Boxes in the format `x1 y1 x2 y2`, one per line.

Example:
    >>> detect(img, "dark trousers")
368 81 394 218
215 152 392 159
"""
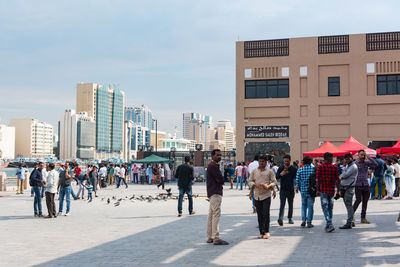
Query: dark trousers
279 190 294 220
158 178 165 189
353 185 370 219
45 192 56 217
255 197 271 235
133 173 139 184
394 178 400 197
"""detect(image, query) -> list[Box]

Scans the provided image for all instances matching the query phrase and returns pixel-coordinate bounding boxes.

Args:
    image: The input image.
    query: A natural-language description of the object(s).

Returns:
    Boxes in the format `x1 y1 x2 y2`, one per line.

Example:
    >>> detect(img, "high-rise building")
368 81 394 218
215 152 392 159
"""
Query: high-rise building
125 105 154 130
216 120 236 151
76 83 125 159
0 125 15 159
182 112 213 149
124 120 151 159
9 119 54 158
59 109 95 160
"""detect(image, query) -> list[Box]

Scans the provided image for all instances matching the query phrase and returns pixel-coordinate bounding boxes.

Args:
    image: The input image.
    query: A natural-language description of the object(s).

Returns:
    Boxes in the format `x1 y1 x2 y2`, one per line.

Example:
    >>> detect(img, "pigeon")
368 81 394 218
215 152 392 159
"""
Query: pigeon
114 201 120 206
129 194 135 200
107 198 110 204
162 195 168 201
125 196 128 199
112 196 116 200
101 198 105 201
117 198 123 202
205 198 210 202
147 196 153 202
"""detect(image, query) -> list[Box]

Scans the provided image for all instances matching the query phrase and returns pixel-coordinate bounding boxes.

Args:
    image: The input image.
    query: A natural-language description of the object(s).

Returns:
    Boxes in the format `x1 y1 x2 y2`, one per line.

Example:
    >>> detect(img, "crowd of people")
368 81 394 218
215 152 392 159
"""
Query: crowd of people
203 149 400 245
13 148 400 246
14 161 172 218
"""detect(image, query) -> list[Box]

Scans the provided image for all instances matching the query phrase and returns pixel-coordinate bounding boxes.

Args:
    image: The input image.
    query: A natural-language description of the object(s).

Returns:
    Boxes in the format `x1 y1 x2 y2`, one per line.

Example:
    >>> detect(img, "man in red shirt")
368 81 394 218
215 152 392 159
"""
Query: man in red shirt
73 164 82 178
316 152 340 233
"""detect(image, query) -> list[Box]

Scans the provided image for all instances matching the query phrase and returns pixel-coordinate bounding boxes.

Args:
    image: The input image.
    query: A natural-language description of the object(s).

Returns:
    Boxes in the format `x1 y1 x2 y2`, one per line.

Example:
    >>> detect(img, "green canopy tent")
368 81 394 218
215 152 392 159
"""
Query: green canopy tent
131 154 173 164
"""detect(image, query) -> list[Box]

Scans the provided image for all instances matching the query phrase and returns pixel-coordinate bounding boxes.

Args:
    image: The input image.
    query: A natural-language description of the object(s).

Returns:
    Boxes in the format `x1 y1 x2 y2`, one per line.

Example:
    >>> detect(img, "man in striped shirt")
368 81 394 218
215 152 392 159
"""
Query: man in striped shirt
295 156 316 228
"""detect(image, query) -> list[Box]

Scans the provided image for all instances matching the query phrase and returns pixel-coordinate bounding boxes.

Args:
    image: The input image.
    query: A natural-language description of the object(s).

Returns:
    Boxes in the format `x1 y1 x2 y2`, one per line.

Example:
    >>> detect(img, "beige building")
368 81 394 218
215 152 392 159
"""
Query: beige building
151 130 167 148
236 31 400 162
9 119 54 158
216 120 236 151
0 125 15 159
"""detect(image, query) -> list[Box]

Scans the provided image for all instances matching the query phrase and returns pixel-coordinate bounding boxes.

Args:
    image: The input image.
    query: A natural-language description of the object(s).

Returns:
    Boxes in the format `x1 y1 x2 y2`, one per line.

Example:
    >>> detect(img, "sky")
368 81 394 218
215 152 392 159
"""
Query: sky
1 0 399 135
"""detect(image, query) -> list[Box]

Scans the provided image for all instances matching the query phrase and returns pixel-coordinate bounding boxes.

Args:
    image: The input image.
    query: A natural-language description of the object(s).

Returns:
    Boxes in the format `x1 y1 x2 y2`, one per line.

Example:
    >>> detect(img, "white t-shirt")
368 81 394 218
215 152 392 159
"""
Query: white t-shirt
393 163 400 178
114 166 120 176
120 167 126 177
160 167 165 178
248 161 259 177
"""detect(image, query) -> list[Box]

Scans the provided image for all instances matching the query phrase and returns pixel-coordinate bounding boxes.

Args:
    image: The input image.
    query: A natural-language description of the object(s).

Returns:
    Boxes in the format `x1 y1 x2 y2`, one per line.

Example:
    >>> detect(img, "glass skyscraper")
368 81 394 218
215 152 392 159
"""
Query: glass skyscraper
125 105 154 130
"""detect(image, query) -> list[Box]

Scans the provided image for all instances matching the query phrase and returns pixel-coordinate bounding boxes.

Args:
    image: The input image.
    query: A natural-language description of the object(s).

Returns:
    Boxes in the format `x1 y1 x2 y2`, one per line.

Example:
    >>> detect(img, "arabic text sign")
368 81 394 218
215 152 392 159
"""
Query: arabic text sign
245 125 289 138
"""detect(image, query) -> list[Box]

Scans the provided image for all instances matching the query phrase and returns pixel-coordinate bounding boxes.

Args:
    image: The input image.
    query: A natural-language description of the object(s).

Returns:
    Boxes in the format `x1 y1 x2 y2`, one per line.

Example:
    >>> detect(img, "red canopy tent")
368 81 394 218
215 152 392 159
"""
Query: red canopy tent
303 141 347 157
338 136 376 156
376 140 400 154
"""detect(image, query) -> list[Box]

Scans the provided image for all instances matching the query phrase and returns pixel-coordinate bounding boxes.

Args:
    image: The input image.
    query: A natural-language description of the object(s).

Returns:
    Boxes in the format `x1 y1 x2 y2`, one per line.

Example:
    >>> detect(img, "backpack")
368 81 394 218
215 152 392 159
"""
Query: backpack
29 169 36 187
308 173 317 197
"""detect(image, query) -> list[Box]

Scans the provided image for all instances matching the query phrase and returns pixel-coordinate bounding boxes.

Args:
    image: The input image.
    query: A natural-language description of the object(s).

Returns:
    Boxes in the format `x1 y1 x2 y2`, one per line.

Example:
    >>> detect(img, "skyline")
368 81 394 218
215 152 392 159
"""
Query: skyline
1 0 400 134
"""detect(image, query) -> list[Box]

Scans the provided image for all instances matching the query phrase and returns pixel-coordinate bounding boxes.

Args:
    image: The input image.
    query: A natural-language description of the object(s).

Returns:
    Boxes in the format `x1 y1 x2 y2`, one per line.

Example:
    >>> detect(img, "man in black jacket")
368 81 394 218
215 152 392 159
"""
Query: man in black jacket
176 156 195 217
30 162 44 217
276 155 297 226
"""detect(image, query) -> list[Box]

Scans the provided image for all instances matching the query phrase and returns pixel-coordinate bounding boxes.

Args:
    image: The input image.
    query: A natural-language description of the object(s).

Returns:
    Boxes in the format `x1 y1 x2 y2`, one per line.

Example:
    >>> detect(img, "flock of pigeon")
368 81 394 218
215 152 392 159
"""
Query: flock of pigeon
99 188 201 207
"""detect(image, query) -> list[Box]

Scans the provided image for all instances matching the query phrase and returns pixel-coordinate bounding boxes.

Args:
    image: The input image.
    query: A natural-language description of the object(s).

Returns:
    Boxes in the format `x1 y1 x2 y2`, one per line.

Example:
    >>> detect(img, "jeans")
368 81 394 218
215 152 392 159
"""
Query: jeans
320 193 334 228
59 186 72 213
343 187 355 224
158 177 165 189
70 187 77 199
255 197 271 235
178 186 193 214
88 192 93 201
370 175 383 199
353 185 370 219
41 186 45 198
301 193 314 224
117 176 128 188
33 186 42 215
395 178 400 197
279 190 294 220
133 173 139 184
236 176 243 190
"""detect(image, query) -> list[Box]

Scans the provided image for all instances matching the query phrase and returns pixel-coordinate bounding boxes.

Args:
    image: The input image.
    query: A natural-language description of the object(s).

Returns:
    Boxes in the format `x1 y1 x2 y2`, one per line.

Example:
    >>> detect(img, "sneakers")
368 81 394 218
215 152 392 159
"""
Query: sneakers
277 219 283 226
57 212 62 216
213 239 229 245
325 226 335 233
65 212 70 216
288 218 294 224
301 220 306 228
361 218 370 224
307 223 314 228
339 224 352 229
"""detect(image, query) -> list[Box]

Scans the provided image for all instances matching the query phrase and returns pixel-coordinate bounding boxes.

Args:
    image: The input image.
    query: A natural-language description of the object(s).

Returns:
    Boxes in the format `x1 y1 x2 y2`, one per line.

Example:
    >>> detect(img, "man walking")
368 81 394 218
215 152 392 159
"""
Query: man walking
393 158 400 197
176 156 195 217
30 162 44 217
249 155 277 239
276 155 297 226
206 149 229 245
295 156 315 228
339 153 358 229
58 163 73 216
132 164 139 184
43 163 59 218
316 152 340 232
370 154 385 200
353 149 377 224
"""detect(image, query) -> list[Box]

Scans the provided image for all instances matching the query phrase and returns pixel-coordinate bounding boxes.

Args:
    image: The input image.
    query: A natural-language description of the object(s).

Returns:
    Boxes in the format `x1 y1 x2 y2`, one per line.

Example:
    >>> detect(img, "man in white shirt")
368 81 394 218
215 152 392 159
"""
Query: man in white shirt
114 164 121 188
248 155 260 213
394 158 400 197
117 164 128 189
157 164 166 189
99 164 107 187
43 163 59 218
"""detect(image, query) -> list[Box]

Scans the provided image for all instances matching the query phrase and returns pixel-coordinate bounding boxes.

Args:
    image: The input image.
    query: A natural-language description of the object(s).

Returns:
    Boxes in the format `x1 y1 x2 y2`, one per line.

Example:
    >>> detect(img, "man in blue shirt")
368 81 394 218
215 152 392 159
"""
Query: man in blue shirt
16 163 27 194
370 154 385 200
295 156 315 228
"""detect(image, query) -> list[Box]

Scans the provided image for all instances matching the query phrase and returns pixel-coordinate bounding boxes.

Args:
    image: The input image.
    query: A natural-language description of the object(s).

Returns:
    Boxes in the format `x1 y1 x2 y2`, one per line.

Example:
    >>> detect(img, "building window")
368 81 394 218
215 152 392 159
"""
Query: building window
318 35 349 54
366 32 400 51
244 39 289 58
328 77 340 96
245 79 289 99
377 74 400 95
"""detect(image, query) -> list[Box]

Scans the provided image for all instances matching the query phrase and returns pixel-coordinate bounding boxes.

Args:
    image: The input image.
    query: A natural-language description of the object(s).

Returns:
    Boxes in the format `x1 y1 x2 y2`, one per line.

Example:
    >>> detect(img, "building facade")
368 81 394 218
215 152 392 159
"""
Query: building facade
0 125 15 159
9 119 54 158
236 31 400 162
183 112 213 149
125 105 154 130
216 120 236 151
59 109 95 160
76 83 125 159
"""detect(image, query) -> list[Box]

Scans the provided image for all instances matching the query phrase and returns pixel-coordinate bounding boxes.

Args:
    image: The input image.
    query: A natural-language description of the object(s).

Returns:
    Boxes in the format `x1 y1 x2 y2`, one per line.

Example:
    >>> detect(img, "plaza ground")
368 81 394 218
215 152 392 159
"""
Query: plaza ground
1 183 400 267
